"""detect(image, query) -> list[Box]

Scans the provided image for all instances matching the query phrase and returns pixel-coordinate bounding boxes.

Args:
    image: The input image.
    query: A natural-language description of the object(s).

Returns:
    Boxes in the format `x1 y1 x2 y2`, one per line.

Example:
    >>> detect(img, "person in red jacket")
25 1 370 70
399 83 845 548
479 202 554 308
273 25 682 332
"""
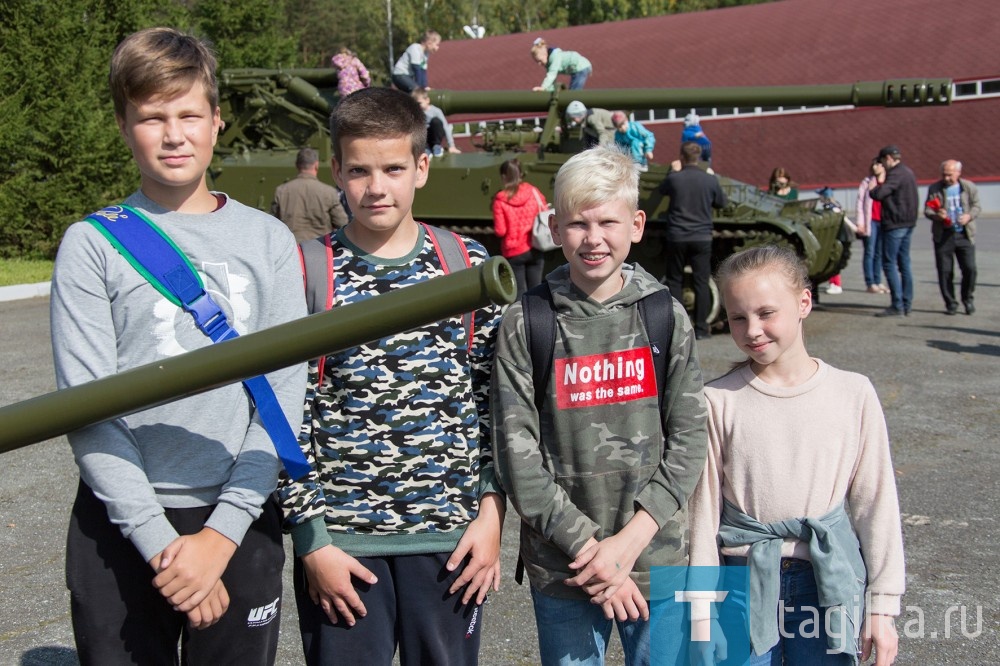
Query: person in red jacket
492 158 547 296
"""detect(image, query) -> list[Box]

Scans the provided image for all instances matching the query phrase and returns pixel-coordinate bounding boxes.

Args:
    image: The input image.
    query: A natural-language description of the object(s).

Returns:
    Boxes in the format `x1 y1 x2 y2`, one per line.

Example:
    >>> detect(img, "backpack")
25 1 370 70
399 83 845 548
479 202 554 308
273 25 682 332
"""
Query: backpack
297 223 474 380
520 281 675 417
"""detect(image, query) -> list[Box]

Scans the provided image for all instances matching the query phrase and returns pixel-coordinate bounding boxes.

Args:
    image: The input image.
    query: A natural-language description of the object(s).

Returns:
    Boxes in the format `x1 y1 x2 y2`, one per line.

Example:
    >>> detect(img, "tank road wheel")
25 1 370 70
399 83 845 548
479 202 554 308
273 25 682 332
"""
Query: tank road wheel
663 267 723 325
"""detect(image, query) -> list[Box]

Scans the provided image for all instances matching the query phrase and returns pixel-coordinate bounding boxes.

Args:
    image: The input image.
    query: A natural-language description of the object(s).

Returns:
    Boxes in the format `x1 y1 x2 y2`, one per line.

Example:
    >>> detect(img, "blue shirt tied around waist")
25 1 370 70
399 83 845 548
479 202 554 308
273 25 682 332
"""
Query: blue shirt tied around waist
718 499 866 662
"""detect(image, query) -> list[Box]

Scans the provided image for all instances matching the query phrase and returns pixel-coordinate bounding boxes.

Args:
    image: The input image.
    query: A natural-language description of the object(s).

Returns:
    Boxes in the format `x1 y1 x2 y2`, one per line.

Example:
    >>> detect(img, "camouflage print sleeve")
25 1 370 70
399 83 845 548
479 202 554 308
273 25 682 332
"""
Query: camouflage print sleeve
465 241 505 500
276 356 331 553
491 305 601 558
634 298 709 527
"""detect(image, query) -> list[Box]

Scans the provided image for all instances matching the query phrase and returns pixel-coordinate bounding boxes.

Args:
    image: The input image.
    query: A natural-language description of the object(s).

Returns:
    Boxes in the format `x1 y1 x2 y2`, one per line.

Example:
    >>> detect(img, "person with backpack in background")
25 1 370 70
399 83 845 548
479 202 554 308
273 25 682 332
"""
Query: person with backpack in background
492 157 547 296
491 145 708 666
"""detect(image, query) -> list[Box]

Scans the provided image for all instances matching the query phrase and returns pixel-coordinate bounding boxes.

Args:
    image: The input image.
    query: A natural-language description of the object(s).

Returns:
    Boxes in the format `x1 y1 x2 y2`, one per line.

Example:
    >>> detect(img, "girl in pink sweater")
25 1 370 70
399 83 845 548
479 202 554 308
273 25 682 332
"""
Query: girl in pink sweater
688 245 904 666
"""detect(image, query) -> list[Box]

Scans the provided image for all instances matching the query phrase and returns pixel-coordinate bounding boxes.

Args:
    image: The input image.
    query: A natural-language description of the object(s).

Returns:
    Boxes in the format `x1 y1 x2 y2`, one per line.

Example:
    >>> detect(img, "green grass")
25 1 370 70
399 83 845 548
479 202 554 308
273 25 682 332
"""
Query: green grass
0 258 54 287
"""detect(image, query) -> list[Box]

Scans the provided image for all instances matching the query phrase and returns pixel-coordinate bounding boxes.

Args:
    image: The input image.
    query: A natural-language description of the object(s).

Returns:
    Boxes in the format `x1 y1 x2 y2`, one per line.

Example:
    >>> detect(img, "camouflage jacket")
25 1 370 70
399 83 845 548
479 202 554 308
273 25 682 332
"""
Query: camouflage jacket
491 264 708 599
278 225 502 558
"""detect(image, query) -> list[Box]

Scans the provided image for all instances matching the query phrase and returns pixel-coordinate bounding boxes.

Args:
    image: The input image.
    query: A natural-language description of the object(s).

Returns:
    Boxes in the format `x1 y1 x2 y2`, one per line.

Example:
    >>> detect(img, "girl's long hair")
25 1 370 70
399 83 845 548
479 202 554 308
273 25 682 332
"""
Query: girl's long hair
499 158 523 200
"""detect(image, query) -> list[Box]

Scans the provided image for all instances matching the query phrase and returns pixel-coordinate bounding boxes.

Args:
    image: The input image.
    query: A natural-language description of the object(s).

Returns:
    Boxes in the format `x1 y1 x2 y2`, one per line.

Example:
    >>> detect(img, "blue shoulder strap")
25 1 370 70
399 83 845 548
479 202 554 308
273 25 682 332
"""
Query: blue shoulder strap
86 205 311 481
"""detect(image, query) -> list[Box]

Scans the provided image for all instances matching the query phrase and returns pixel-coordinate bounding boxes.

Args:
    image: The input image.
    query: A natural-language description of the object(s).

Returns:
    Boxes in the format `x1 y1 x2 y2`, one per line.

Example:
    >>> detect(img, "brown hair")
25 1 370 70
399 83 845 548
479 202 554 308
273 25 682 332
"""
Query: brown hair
715 244 810 296
768 167 796 192
328 87 426 164
499 158 523 200
109 27 218 118
680 141 702 164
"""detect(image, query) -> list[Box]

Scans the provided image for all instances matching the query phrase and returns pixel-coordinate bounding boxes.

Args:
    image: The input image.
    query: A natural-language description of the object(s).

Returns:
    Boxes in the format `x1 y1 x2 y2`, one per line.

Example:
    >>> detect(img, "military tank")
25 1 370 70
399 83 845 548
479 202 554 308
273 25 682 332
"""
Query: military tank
209 71 951 320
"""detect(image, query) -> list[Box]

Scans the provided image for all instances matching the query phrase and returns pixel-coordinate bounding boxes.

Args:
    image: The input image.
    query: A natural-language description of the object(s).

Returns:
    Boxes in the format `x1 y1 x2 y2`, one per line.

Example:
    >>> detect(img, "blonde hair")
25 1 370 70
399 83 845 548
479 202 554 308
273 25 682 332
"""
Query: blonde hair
716 245 810 373
109 27 218 118
554 145 639 218
715 245 810 296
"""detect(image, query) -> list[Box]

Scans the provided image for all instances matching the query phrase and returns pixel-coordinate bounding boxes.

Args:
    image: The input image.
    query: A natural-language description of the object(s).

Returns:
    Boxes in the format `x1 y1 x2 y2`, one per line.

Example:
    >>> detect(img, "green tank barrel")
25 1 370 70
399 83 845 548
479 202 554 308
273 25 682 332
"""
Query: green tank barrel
0 257 516 455
428 79 952 114
219 68 339 87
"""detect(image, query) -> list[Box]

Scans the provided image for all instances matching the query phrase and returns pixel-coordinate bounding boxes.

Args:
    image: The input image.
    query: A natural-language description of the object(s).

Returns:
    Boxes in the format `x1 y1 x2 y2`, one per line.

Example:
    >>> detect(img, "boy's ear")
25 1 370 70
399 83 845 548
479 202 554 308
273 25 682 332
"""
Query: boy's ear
330 156 344 188
631 208 646 242
548 211 560 244
414 152 430 189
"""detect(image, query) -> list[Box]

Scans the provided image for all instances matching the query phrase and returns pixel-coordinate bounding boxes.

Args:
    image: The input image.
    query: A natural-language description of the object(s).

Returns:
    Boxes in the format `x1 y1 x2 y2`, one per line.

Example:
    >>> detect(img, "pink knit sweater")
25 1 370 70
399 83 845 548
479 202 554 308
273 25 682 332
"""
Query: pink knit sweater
688 360 905 616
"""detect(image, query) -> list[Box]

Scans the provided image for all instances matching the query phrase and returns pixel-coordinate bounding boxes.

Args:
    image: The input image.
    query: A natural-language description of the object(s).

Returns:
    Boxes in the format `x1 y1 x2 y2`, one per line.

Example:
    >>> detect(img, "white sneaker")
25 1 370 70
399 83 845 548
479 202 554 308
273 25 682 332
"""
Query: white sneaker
825 284 843 295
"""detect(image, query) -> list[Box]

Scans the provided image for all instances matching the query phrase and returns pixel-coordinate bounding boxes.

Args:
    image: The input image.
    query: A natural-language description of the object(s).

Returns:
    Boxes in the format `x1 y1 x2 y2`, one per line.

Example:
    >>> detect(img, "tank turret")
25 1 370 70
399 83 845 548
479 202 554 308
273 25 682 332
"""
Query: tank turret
208 75 952 321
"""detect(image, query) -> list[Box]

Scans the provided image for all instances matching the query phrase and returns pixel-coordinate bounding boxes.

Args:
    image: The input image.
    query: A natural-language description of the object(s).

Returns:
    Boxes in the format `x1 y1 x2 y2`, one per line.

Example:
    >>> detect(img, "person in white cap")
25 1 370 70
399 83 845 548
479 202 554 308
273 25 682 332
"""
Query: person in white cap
565 100 615 148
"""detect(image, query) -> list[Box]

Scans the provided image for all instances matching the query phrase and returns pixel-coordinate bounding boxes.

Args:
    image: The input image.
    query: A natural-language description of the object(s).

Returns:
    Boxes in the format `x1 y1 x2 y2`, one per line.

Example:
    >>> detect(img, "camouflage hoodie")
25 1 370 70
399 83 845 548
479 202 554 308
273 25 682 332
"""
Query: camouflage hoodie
491 263 708 599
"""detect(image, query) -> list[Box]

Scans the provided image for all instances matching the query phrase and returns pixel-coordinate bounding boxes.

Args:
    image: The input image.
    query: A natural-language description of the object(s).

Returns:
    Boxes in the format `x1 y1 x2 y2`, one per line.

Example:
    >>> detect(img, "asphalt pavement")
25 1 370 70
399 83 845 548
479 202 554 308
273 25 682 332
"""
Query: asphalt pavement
1 221 997 665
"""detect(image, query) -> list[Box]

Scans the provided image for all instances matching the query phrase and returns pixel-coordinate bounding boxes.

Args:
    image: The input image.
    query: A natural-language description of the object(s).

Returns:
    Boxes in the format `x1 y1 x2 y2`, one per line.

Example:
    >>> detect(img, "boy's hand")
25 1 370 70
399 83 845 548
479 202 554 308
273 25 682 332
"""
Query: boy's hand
565 510 658 603
564 534 635 600
301 544 378 627
599 577 648 622
185 579 230 630
447 493 504 605
861 614 898 666
152 528 237 612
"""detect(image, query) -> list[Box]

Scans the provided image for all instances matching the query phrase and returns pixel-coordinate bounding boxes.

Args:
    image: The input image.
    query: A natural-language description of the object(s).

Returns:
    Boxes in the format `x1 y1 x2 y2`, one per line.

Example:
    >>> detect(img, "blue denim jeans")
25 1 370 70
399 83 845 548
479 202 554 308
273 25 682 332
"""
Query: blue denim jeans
531 587 650 666
881 226 914 312
570 68 592 90
726 557 856 666
861 221 883 288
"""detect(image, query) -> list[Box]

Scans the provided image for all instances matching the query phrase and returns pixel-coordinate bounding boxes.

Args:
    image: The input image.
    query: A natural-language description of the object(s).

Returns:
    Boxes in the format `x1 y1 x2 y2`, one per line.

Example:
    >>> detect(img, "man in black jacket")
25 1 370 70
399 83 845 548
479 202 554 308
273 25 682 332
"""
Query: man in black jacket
658 141 727 339
870 145 919 317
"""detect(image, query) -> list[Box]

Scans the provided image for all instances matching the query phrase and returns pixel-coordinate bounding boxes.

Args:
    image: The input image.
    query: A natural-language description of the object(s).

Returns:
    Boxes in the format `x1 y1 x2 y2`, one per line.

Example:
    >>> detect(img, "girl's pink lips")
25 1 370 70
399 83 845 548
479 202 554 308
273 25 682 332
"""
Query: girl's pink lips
746 340 770 353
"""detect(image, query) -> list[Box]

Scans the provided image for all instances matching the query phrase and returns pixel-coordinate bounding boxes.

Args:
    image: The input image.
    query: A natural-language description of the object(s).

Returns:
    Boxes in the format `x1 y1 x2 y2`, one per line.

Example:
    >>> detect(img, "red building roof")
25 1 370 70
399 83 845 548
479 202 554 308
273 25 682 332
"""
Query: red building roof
432 0 1000 188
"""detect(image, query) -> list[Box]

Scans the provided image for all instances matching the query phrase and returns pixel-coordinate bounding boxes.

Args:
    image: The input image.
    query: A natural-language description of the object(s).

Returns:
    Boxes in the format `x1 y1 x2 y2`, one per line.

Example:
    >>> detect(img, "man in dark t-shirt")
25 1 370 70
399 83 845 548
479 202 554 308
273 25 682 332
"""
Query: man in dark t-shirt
658 142 728 339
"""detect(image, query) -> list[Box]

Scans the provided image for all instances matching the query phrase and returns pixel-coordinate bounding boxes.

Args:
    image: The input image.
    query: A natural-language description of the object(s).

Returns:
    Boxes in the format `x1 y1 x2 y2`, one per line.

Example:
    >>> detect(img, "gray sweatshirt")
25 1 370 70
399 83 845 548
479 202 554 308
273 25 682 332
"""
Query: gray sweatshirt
50 190 307 561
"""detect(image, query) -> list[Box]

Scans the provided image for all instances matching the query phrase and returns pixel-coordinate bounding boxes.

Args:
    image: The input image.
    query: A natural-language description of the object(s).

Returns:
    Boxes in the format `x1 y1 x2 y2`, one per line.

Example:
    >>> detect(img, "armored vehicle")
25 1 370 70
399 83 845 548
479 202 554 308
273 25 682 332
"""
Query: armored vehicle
209 71 951 320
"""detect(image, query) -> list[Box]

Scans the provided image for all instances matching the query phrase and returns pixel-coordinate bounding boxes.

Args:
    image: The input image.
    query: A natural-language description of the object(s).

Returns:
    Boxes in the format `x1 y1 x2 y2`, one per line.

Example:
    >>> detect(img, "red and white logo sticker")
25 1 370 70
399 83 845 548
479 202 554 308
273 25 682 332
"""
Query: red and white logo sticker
555 347 657 409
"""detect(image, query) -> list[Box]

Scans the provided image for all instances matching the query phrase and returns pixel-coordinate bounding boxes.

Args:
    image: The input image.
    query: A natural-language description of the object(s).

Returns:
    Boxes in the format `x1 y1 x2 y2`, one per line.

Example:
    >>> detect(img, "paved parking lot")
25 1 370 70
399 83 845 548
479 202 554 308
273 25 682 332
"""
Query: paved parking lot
1 221 998 664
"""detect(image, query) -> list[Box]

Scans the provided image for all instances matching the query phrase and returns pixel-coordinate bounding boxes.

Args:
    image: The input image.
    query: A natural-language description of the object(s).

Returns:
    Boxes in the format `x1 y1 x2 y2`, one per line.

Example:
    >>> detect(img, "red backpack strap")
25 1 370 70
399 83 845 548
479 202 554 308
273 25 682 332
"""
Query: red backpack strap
420 223 475 351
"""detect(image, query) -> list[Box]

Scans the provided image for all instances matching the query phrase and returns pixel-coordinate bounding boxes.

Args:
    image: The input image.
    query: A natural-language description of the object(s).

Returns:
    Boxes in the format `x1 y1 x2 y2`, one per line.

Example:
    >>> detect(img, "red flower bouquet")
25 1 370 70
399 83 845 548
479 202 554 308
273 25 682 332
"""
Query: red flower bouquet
926 195 951 227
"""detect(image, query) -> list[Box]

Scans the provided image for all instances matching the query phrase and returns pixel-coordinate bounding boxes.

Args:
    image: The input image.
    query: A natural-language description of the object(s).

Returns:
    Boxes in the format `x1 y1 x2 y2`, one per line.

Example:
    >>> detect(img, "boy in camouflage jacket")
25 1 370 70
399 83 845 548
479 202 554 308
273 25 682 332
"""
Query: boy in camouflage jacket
491 146 708 665
278 87 504 666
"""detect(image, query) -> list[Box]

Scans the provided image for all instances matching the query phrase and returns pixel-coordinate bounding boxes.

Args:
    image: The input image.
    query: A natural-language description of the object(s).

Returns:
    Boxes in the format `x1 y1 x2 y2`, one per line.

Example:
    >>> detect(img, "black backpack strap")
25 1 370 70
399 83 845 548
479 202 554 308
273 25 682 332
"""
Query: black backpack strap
516 281 555 586
638 287 675 413
521 281 556 415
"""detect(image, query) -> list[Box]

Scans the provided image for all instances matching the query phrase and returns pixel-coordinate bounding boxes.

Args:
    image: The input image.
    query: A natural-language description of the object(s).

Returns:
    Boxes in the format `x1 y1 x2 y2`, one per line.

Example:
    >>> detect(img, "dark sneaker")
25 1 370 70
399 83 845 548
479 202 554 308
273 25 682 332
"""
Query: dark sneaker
874 308 905 318
946 307 958 315
965 302 975 315
695 331 711 340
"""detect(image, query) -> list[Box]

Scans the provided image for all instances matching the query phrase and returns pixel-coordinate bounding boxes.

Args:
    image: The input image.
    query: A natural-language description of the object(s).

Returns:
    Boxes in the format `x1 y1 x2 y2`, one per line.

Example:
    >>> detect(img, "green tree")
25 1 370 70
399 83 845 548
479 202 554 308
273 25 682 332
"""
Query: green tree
1 1 144 257
195 0 299 69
